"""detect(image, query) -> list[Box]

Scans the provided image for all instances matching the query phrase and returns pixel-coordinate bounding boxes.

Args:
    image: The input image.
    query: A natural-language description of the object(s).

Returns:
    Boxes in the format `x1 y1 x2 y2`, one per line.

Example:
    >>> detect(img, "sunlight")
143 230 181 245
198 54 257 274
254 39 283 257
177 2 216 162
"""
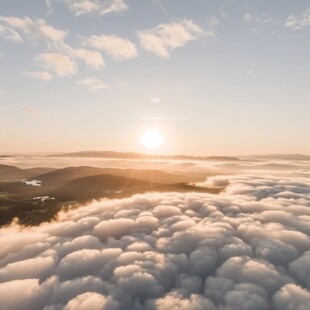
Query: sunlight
141 129 163 149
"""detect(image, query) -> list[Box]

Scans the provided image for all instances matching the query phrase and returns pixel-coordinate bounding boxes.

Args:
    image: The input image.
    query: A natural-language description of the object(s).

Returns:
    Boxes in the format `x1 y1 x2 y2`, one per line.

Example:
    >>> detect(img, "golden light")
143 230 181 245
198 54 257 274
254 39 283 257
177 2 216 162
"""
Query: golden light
141 129 163 149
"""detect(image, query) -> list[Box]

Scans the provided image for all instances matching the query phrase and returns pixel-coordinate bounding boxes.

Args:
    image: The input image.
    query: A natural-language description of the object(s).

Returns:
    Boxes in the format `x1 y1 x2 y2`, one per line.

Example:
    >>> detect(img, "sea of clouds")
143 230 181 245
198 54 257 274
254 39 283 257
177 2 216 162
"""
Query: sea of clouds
1 175 310 309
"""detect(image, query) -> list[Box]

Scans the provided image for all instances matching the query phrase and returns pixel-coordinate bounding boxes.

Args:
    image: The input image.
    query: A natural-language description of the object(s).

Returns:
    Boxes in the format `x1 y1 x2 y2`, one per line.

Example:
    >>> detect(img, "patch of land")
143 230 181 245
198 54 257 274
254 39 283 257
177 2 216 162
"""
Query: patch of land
0 164 219 227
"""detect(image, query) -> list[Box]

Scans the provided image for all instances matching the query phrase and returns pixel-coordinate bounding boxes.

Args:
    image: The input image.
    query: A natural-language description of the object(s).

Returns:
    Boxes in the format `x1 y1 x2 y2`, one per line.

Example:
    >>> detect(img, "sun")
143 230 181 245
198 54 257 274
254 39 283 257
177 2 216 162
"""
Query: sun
141 129 163 149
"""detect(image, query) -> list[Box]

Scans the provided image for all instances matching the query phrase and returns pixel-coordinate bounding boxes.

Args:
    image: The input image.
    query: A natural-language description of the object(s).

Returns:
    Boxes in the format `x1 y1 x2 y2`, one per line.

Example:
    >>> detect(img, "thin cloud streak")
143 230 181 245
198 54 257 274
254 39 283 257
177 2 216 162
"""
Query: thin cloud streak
63 0 128 16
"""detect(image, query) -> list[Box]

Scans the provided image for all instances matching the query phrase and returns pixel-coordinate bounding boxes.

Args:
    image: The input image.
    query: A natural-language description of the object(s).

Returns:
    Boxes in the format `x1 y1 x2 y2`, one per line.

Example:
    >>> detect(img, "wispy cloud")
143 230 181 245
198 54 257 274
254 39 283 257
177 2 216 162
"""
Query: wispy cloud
285 8 310 30
138 20 205 58
0 89 7 95
77 78 111 91
23 107 39 114
23 71 53 81
84 34 138 60
0 16 67 47
63 0 128 16
243 13 279 34
0 24 22 42
36 52 77 77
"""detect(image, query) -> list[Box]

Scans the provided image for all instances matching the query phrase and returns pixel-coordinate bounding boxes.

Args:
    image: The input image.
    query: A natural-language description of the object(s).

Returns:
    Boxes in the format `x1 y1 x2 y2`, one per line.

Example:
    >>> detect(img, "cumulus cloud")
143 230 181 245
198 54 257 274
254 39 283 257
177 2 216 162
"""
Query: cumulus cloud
0 16 67 47
138 20 206 58
77 78 110 91
285 8 310 29
0 16 108 78
63 0 128 16
84 34 138 60
70 48 105 70
36 52 77 77
0 175 310 309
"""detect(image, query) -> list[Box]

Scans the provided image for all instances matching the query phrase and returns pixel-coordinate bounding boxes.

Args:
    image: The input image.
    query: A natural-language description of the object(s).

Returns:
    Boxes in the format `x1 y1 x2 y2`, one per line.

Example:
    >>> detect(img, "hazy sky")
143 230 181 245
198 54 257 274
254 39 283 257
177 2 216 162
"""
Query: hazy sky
0 0 309 155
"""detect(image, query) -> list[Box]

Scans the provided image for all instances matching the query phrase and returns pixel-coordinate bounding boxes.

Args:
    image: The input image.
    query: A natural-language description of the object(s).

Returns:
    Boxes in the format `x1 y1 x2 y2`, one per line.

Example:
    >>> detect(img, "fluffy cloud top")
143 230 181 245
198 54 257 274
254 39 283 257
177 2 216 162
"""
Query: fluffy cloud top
64 0 128 16
138 20 206 58
0 175 310 309
84 34 138 60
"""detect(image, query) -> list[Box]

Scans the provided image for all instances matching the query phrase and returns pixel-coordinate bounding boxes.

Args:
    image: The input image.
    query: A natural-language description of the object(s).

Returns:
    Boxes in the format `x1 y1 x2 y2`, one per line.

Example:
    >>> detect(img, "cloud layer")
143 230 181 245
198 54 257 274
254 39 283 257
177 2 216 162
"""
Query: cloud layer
0 175 310 309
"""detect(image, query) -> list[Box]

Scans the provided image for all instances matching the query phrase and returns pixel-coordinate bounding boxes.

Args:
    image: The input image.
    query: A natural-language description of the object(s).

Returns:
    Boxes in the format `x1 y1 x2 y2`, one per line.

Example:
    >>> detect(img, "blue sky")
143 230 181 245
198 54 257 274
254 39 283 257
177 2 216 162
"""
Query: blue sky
0 0 309 155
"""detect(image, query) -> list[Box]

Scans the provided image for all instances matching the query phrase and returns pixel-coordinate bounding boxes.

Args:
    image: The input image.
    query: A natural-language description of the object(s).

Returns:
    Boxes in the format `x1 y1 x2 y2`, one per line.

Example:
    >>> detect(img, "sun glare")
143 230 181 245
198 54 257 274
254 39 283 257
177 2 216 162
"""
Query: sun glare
141 129 163 149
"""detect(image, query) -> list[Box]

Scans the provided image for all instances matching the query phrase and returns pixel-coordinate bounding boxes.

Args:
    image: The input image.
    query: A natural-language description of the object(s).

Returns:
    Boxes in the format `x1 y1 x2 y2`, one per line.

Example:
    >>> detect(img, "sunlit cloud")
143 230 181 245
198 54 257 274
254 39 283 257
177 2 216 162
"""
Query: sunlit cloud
69 48 105 70
0 175 310 308
36 52 77 77
138 19 206 58
23 71 53 81
77 78 111 91
63 0 128 16
84 34 138 60
0 16 67 47
285 8 310 30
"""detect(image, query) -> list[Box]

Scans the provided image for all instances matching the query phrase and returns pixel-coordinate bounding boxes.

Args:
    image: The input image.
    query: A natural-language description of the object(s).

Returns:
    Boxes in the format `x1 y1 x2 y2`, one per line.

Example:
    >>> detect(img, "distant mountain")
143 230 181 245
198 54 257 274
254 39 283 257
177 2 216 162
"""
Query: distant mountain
247 154 310 161
0 164 55 181
49 151 240 161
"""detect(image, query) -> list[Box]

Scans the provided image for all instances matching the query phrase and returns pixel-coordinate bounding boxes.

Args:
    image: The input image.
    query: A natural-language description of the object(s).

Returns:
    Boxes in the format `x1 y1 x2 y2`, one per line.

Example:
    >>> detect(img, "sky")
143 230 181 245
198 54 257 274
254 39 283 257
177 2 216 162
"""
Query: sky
0 0 309 155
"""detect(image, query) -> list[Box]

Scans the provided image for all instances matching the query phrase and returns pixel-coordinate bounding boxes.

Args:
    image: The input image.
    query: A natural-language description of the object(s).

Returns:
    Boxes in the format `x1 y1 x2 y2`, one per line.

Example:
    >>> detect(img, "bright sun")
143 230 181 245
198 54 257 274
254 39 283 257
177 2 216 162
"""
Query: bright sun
141 129 163 149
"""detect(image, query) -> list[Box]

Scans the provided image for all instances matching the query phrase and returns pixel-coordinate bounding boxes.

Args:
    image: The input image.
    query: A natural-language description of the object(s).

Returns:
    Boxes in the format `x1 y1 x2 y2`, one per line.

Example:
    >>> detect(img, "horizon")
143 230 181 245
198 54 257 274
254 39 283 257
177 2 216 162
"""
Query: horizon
2 149 310 158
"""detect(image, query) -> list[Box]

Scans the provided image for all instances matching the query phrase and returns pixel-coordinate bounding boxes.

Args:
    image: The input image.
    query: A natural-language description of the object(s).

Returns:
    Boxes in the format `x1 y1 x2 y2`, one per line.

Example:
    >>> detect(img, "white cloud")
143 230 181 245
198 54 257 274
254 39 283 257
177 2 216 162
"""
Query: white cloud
138 20 206 58
64 0 128 16
84 34 138 60
23 71 53 81
244 13 252 23
0 175 310 308
70 48 105 70
0 24 22 42
285 8 310 30
77 78 110 91
0 16 67 47
36 52 77 77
